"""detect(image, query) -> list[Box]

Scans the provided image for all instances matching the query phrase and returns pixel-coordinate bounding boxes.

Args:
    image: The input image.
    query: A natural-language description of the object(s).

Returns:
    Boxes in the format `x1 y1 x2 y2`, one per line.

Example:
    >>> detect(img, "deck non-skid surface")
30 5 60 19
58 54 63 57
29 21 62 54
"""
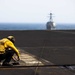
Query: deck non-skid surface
0 66 75 75
0 30 75 75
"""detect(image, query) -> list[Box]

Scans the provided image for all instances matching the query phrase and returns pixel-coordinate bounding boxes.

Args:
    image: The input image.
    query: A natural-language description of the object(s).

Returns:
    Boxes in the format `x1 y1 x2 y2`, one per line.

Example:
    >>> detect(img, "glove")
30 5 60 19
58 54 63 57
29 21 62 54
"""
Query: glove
12 53 20 62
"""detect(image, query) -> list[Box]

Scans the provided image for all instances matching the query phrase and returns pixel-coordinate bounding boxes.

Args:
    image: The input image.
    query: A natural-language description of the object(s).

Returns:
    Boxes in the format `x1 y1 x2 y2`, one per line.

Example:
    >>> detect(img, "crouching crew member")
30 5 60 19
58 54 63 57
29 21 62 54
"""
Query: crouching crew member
0 36 20 66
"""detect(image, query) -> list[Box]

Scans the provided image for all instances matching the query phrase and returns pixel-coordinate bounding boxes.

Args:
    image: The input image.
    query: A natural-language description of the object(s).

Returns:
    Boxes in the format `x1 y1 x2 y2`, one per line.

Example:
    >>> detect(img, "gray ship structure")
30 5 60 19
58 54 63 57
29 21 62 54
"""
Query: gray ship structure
46 13 56 30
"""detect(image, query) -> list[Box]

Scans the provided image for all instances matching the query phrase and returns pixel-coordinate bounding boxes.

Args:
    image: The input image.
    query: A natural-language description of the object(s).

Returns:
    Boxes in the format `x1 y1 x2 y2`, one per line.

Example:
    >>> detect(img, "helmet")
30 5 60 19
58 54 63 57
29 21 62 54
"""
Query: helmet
7 36 15 43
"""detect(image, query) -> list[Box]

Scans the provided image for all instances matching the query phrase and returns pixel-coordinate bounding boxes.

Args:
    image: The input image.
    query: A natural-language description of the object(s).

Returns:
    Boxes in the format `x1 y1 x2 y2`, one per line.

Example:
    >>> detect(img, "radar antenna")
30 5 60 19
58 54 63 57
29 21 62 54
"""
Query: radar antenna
49 13 53 22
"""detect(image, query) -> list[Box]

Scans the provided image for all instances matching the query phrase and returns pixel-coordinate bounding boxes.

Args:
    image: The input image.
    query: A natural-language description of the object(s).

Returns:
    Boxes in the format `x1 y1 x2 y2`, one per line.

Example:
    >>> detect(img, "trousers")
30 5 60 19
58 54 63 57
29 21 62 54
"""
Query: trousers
0 49 15 64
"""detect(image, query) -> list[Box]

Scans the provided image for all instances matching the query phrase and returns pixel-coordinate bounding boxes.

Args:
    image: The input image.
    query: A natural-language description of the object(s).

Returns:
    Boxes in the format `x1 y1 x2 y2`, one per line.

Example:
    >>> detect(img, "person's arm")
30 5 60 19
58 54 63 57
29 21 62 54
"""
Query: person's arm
6 41 20 60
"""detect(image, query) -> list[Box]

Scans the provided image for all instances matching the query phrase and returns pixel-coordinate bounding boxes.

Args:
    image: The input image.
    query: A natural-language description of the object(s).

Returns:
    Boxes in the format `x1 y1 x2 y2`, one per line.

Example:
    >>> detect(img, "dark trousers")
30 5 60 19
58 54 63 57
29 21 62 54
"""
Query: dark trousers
0 50 15 64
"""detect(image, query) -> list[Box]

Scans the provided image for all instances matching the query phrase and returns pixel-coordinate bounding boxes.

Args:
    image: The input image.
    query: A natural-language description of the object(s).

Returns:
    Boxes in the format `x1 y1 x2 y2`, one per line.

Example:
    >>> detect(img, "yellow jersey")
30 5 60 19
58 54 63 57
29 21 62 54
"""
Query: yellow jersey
0 38 20 57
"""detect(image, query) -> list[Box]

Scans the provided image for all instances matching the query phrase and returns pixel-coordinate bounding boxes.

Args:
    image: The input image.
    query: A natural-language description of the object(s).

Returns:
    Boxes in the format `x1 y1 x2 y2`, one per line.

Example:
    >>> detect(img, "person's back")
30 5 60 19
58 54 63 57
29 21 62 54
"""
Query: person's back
0 38 8 54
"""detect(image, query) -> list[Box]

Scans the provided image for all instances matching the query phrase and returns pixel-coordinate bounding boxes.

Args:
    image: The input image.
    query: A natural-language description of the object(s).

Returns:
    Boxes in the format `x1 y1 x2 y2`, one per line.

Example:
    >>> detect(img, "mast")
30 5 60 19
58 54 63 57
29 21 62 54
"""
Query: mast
49 13 53 22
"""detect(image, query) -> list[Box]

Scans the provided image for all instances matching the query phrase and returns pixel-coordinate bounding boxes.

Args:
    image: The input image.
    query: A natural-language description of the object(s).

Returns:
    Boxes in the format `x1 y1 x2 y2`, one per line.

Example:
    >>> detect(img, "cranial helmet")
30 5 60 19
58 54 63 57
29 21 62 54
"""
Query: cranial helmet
7 36 15 43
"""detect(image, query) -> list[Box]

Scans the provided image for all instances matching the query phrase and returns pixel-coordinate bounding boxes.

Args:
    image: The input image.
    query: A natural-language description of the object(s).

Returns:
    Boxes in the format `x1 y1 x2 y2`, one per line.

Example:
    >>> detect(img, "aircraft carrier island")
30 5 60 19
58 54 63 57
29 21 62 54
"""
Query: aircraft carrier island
0 30 75 75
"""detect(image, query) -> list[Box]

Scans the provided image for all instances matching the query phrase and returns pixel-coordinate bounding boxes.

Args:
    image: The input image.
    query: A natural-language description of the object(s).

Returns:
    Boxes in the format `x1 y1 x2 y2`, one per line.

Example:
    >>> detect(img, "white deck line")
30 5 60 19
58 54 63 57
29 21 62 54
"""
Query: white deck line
20 52 44 66
18 48 54 66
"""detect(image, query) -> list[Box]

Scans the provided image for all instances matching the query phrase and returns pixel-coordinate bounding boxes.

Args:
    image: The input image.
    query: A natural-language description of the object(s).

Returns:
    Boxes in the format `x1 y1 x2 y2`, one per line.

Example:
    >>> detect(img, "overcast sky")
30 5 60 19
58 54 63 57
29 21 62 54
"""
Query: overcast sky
0 0 75 23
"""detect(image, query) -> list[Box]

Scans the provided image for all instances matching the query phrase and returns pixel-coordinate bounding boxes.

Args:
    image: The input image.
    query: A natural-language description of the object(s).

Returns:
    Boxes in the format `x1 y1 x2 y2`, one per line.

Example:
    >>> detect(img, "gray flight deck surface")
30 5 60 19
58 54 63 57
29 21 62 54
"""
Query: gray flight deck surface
0 48 75 75
0 30 75 75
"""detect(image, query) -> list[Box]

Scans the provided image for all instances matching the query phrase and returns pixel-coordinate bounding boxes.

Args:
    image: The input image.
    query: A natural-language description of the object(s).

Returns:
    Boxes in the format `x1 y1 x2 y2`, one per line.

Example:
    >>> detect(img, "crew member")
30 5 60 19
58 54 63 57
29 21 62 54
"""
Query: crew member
0 36 20 66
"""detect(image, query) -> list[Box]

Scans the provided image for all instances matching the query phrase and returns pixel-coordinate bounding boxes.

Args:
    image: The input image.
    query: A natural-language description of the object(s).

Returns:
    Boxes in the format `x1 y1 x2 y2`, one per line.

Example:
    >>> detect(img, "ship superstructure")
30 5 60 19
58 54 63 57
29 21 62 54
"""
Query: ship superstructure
46 13 56 30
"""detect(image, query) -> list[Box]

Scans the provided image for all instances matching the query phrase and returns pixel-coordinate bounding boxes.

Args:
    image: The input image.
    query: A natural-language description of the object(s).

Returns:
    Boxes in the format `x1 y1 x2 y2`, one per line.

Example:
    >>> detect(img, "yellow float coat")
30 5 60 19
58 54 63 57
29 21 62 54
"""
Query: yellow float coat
0 38 20 57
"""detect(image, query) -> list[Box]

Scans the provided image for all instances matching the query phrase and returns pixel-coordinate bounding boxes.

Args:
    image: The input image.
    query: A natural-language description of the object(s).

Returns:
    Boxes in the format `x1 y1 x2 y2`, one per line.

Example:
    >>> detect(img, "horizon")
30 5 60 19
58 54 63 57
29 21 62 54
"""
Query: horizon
0 22 75 25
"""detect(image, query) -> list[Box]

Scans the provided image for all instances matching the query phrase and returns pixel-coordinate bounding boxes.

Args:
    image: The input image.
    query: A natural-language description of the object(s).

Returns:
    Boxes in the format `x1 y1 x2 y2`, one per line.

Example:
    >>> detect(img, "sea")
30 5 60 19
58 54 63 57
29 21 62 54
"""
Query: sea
0 23 75 30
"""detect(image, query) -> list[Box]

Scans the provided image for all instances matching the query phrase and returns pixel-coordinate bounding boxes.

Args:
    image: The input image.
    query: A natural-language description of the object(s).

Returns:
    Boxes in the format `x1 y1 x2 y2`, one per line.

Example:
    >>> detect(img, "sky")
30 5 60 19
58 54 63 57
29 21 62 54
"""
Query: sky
0 0 75 24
